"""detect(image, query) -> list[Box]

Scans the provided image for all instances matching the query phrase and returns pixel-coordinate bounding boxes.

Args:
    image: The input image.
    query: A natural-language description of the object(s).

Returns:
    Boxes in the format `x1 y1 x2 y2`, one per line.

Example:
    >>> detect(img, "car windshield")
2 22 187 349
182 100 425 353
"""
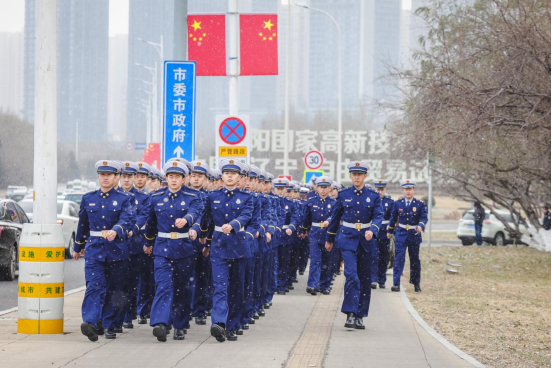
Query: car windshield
65 194 84 204
18 202 64 214
463 212 490 220
19 201 33 213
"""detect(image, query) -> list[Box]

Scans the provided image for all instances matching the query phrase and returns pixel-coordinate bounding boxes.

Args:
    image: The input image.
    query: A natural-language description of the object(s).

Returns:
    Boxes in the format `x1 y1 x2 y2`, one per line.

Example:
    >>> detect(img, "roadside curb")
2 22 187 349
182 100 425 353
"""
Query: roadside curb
0 285 86 316
400 286 486 368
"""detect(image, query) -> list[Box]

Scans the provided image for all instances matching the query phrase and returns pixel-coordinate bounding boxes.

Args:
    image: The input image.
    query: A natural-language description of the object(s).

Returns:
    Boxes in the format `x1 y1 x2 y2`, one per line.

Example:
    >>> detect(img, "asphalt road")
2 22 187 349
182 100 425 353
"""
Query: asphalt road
0 258 85 312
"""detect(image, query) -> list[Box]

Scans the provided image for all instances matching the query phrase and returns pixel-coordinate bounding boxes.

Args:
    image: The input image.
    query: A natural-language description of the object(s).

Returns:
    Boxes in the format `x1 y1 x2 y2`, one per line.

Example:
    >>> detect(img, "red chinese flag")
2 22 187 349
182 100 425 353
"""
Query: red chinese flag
239 14 278 76
187 15 226 76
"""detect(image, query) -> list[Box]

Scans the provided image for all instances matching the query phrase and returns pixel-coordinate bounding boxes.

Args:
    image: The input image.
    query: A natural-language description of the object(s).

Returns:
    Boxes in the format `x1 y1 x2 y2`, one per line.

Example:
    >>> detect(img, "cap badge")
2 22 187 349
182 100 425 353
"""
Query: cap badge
138 163 143 167
322 178 326 182
103 161 108 166
173 162 178 167
197 162 201 166
355 163 360 167
406 180 410 183
379 180 382 184
229 160 234 164
125 162 130 167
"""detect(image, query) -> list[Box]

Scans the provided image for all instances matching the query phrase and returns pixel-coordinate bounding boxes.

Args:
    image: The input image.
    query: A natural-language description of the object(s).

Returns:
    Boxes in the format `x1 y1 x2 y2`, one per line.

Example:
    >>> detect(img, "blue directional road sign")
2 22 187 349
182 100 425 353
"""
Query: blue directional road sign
163 61 196 164
303 170 325 184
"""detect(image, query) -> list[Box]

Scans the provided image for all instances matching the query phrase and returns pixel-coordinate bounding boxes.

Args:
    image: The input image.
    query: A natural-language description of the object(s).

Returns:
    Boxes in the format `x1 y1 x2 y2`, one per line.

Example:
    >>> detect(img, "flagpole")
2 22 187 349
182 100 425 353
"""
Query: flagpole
228 0 239 117
283 0 292 176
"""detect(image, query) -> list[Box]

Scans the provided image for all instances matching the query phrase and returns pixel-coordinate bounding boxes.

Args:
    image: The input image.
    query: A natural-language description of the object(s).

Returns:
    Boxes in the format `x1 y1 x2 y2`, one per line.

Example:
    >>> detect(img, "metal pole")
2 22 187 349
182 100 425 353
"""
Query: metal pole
153 61 158 143
158 35 163 146
33 0 58 225
296 5 341 180
75 119 79 162
173 0 187 60
336 23 342 182
427 159 433 251
19 0 65 335
283 0 292 176
228 0 239 116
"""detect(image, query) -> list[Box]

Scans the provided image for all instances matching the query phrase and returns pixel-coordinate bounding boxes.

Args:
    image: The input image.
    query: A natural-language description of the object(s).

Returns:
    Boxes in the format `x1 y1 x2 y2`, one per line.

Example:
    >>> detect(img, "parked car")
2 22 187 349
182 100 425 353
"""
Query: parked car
18 199 80 258
0 199 31 280
457 209 532 246
6 186 27 199
64 192 87 205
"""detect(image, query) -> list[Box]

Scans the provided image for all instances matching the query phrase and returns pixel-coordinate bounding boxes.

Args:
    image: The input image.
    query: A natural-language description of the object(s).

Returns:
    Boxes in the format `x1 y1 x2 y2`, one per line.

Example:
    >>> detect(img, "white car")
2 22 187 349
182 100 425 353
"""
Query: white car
18 199 80 258
457 209 532 246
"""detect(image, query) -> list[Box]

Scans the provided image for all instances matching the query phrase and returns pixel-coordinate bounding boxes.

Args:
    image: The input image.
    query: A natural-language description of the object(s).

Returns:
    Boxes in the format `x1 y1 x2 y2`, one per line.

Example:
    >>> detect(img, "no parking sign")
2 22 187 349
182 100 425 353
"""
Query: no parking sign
215 115 250 165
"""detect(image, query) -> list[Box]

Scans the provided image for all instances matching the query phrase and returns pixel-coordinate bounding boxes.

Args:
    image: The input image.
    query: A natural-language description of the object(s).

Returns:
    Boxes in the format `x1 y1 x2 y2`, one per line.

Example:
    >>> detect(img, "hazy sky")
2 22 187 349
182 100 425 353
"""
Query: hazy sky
0 0 411 35
0 0 129 36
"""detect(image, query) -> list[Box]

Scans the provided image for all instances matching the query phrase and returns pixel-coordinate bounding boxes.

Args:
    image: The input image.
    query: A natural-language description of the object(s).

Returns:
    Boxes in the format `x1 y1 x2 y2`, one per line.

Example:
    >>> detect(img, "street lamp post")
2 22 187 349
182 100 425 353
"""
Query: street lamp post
283 0 293 176
135 62 158 143
296 4 342 180
137 36 164 144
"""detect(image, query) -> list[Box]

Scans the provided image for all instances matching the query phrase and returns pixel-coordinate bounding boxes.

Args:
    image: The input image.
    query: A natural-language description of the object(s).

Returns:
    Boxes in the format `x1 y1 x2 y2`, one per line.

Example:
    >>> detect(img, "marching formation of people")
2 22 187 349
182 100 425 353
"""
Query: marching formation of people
74 158 428 343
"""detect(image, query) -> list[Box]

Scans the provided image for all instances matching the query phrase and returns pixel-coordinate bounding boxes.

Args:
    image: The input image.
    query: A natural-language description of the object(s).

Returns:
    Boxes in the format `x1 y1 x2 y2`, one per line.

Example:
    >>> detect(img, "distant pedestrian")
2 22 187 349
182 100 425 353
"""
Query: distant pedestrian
543 205 551 231
473 202 485 246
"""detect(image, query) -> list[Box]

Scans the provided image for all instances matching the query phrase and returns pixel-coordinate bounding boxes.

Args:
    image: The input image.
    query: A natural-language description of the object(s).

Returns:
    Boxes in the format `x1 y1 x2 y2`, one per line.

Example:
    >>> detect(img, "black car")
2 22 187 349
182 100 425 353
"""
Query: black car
0 199 31 280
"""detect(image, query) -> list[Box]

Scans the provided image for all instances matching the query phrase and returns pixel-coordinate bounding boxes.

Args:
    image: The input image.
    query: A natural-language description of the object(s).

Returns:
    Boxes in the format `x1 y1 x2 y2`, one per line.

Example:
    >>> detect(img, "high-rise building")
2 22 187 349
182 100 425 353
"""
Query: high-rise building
22 0 36 124
304 0 363 111
126 0 175 144
0 32 24 117
108 34 128 142
57 0 109 143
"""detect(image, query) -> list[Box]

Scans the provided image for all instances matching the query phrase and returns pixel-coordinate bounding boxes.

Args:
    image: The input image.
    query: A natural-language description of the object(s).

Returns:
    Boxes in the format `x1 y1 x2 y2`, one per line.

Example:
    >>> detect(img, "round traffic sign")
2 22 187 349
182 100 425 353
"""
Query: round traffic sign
125 142 134 151
304 150 323 170
219 117 247 145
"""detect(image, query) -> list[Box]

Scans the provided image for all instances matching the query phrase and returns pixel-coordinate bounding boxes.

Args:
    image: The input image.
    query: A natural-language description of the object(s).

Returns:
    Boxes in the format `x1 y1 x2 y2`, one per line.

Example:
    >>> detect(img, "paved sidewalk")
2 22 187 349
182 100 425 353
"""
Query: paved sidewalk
0 270 475 368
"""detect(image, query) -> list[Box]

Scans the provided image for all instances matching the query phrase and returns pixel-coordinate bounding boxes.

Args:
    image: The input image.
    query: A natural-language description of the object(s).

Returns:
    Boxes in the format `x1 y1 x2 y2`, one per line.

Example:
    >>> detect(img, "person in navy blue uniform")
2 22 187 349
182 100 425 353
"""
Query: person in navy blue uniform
297 187 310 276
75 160 136 341
370 179 394 289
303 176 335 295
273 178 299 295
200 159 254 342
116 162 153 330
131 162 156 325
144 161 203 342
254 169 274 320
239 164 263 332
187 160 212 326
387 179 428 293
261 172 279 309
325 161 383 330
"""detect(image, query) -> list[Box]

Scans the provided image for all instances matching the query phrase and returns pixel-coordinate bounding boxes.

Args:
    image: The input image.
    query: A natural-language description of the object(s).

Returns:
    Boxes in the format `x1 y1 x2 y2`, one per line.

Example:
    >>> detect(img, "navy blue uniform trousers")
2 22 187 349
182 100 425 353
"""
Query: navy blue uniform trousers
211 257 246 331
341 244 372 318
83 258 128 330
150 255 194 329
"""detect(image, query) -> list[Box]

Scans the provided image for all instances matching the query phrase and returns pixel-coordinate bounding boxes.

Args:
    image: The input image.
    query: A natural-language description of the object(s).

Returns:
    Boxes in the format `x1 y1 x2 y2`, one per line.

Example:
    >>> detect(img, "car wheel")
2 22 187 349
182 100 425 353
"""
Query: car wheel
0 245 17 281
461 239 474 246
66 234 75 259
493 232 505 246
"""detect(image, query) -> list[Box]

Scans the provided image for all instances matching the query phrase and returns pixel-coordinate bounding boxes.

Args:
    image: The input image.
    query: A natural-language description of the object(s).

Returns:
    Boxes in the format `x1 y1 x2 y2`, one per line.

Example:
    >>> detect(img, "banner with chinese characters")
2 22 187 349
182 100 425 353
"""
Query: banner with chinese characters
207 129 428 185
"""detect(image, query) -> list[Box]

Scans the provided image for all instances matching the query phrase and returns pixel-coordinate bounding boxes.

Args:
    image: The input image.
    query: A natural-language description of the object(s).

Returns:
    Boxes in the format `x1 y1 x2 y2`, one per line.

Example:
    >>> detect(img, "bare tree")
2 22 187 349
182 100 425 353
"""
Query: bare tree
388 0 550 248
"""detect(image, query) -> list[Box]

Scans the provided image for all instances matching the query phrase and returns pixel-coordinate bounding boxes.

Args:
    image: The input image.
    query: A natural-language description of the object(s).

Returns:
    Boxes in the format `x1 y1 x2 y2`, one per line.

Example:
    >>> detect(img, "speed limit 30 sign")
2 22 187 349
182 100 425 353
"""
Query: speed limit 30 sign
304 150 324 170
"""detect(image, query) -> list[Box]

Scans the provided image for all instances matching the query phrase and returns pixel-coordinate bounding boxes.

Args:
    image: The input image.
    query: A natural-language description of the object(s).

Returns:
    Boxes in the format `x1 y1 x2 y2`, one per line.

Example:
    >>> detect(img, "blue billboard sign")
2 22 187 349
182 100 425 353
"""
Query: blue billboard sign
162 61 196 164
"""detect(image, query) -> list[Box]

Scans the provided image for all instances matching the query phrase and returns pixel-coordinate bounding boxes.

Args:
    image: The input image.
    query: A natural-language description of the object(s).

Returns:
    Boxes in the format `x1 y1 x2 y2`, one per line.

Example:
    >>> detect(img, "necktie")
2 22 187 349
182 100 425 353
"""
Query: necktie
406 200 411 208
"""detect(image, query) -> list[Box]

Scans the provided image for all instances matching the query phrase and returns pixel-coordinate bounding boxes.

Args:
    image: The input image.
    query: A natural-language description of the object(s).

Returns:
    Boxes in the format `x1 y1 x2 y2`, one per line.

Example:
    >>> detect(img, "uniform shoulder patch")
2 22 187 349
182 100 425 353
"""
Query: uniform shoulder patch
182 191 196 197
151 191 164 197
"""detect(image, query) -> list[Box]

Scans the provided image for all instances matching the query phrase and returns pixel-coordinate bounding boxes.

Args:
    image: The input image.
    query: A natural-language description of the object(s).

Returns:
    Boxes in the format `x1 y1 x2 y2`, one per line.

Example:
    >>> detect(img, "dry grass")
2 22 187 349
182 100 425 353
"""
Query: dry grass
403 246 551 368
428 231 458 241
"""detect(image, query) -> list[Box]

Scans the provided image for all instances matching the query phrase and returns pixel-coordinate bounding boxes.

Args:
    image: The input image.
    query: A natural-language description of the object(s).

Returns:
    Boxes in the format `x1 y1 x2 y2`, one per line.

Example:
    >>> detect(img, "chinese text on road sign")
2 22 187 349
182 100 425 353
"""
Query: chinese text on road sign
163 61 196 164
